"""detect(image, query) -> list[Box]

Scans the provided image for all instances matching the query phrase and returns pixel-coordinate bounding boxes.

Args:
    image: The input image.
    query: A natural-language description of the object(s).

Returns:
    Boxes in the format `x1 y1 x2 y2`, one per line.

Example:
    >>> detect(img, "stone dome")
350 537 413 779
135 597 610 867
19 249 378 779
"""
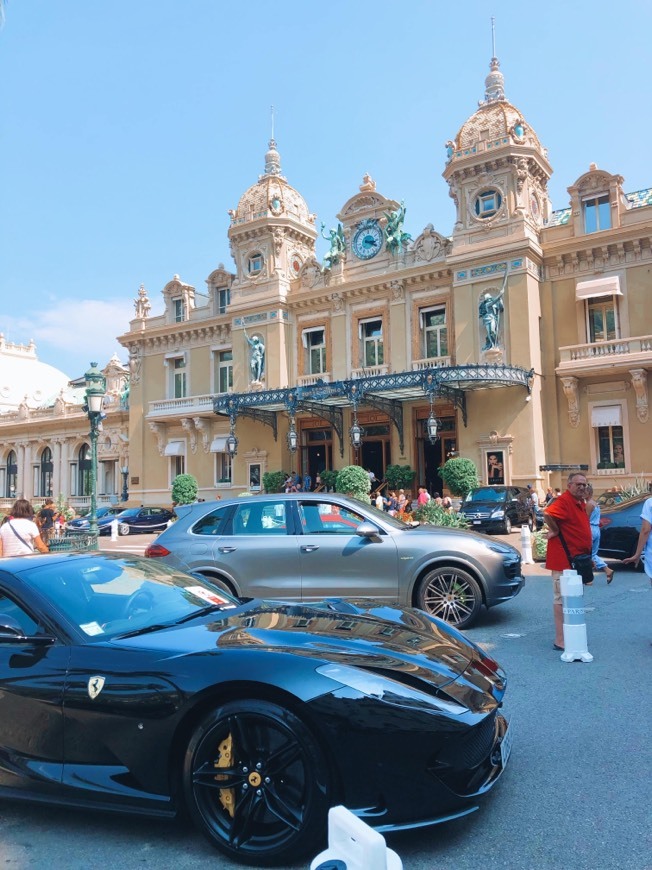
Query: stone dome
0 336 72 413
231 139 314 227
453 99 543 152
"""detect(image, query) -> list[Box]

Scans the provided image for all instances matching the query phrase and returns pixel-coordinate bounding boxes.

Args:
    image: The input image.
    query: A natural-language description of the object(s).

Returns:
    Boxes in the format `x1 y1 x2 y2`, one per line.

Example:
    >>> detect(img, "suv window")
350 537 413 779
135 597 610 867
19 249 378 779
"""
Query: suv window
299 501 365 534
231 502 288 535
192 506 230 536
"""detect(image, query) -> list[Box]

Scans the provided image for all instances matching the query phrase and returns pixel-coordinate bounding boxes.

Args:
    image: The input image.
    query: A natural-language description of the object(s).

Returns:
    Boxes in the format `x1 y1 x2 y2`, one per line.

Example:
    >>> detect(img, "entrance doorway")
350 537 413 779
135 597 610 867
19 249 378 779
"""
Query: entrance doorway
361 441 387 486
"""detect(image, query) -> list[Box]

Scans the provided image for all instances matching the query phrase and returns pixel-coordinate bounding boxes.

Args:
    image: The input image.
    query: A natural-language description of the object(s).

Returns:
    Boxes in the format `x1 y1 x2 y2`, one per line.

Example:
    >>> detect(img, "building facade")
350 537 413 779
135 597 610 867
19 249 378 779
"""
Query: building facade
113 56 651 503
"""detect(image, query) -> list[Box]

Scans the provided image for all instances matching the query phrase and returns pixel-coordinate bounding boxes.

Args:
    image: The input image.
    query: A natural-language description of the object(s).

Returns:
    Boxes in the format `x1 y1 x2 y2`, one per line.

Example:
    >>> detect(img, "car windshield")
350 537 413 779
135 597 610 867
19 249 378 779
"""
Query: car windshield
465 488 507 504
19 556 238 641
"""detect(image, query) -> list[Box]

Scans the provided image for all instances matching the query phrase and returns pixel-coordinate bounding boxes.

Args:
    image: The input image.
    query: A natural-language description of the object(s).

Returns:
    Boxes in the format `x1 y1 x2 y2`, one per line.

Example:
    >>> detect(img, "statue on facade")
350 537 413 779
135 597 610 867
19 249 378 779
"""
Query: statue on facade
320 223 346 270
134 284 151 319
479 270 508 349
244 328 265 382
384 201 411 255
120 377 130 409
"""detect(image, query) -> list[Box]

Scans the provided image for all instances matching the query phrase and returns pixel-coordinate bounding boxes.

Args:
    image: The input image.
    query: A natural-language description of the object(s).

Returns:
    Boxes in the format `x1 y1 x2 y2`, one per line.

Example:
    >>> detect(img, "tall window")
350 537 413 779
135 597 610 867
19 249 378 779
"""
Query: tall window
6 451 17 498
360 319 383 367
217 287 230 315
587 297 617 343
421 307 448 359
583 195 611 233
217 351 233 393
303 328 326 375
172 297 187 322
215 452 232 484
597 426 625 469
40 447 53 498
171 357 187 398
78 444 91 497
171 455 185 480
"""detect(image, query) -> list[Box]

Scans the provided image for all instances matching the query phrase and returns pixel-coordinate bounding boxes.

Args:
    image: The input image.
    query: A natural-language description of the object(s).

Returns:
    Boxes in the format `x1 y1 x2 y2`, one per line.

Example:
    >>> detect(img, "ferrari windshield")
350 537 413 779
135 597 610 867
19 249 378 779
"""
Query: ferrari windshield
19 555 237 641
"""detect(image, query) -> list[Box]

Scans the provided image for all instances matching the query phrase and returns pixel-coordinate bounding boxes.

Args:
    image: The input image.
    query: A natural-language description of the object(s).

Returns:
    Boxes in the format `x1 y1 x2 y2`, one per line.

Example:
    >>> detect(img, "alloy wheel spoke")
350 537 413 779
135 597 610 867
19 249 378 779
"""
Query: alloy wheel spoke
193 761 243 790
229 714 257 762
229 787 259 847
266 738 302 776
263 783 304 831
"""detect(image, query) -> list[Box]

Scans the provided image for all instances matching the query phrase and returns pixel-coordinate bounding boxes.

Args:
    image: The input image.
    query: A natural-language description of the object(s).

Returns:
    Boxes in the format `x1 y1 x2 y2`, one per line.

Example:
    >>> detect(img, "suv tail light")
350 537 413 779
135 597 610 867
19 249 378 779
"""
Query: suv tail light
145 543 170 558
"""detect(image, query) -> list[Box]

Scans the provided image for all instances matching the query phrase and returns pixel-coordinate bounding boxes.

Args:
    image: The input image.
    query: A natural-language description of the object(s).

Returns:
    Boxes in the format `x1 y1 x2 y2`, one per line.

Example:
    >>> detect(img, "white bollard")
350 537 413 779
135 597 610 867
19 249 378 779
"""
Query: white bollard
560 568 593 663
520 524 534 564
311 806 402 870
110 518 119 542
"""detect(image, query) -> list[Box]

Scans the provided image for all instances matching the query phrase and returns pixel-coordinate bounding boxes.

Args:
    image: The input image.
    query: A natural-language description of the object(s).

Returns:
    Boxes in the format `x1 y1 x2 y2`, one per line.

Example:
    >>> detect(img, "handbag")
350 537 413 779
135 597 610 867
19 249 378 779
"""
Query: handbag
557 528 593 585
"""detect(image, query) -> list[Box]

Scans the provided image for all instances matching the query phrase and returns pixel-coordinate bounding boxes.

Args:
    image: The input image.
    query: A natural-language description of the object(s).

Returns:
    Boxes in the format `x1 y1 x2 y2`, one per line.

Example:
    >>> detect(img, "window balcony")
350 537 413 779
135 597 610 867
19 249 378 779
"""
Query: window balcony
412 356 452 371
297 373 331 387
557 334 652 377
351 364 389 379
147 393 215 419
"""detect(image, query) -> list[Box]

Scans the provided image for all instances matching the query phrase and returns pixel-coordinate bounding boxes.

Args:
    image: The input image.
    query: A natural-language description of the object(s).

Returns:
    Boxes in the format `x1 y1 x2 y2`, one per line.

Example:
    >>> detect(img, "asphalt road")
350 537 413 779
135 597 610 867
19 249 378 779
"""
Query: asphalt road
1 534 650 869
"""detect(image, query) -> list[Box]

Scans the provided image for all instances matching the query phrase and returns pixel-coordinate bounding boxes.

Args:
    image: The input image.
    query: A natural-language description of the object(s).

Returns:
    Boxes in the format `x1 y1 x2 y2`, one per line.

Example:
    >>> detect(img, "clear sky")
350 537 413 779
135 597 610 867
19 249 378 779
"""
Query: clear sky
1 0 649 378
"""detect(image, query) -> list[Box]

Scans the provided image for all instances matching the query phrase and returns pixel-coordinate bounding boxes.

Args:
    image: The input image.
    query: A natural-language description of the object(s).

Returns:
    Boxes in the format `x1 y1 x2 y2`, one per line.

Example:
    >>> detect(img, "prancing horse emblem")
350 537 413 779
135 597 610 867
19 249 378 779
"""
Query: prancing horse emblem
87 676 106 700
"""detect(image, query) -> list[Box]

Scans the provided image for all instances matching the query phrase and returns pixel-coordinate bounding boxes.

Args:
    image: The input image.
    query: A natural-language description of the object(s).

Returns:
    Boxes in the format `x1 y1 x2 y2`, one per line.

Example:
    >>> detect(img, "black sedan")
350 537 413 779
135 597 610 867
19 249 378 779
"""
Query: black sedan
97 506 175 536
68 506 124 530
0 553 513 865
598 494 648 565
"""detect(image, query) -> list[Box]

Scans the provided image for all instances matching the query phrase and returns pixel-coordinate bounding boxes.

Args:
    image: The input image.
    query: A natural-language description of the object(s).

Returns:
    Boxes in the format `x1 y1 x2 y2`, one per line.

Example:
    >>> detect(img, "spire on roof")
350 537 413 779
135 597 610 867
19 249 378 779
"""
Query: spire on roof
481 18 506 104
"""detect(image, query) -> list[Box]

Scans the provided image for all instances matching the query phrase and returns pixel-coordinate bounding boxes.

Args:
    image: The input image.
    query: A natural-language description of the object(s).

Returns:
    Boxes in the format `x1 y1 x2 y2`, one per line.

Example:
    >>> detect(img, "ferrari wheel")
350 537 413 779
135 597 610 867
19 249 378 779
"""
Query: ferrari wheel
118 522 130 536
416 566 483 629
184 700 330 865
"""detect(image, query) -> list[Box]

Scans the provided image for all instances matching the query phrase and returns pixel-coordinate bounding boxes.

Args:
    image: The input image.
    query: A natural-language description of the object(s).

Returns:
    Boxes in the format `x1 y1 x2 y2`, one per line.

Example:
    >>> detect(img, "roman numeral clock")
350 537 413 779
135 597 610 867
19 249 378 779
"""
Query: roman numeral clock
352 218 383 259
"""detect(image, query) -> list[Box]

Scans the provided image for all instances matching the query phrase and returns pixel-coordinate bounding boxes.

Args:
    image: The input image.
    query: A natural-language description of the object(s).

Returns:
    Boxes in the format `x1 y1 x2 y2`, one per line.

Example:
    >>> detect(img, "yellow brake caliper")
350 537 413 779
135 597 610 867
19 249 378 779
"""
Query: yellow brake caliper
214 733 235 817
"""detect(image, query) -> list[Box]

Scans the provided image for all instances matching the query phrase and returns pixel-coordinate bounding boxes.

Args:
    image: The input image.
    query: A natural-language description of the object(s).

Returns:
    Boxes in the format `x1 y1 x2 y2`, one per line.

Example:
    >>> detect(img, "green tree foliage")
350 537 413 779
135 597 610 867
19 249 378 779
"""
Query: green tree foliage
439 458 479 498
335 465 371 504
384 464 415 491
171 474 198 505
319 470 338 491
262 471 286 493
412 501 470 529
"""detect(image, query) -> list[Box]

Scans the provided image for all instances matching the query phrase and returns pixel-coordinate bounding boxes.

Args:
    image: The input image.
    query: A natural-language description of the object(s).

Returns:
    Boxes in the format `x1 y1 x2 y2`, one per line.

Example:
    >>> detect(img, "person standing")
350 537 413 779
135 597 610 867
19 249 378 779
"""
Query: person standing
622 496 652 580
526 484 540 524
543 473 592 651
0 500 49 556
37 498 57 545
584 484 614 583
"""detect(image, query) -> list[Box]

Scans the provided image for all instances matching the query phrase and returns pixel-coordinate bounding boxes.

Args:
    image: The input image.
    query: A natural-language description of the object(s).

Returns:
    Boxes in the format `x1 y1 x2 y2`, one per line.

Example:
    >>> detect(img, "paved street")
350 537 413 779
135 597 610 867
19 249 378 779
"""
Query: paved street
1 534 650 869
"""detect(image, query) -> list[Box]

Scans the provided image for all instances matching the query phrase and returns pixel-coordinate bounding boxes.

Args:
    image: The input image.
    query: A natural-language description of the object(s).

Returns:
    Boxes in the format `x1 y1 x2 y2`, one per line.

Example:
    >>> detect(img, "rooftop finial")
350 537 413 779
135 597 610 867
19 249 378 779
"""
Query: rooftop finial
271 104 275 141
263 106 282 177
482 17 505 104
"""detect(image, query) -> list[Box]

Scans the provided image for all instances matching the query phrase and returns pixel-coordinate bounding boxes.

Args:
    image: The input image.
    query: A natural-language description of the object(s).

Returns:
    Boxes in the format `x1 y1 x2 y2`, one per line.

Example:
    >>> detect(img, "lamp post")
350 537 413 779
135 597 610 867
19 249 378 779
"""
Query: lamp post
84 362 106 542
120 465 129 503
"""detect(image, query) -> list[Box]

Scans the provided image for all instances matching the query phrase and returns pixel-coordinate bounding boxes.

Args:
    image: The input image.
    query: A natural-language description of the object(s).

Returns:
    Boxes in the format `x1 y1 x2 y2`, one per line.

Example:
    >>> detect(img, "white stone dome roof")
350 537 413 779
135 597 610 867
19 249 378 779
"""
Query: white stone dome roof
0 337 71 412
454 99 542 152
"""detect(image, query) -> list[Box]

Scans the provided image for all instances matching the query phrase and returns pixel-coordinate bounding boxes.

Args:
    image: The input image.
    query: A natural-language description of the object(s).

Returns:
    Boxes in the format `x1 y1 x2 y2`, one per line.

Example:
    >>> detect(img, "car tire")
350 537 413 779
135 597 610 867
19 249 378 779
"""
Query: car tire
118 523 130 536
183 699 330 865
416 566 483 629
199 573 237 597
527 516 534 532
501 517 512 535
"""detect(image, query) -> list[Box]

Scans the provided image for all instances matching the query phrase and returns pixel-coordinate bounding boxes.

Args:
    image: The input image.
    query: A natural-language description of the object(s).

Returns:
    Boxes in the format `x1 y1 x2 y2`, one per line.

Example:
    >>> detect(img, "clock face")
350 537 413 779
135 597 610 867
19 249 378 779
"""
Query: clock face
352 220 383 259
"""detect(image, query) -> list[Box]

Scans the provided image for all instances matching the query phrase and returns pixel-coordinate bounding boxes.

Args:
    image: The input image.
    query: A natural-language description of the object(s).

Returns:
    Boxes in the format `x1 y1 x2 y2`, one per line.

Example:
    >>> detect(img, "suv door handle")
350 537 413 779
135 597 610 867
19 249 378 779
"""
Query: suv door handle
218 546 236 553
301 545 319 552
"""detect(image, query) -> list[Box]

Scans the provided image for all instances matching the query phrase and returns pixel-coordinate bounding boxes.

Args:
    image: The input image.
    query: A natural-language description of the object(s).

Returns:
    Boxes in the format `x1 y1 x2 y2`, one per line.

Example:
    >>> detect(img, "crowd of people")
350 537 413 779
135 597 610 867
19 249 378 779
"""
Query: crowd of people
0 498 76 557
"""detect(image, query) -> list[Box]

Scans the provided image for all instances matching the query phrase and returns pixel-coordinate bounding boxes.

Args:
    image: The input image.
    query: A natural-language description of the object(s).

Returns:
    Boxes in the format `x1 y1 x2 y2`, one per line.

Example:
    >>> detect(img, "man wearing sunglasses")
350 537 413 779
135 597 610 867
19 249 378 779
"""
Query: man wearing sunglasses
543 472 592 651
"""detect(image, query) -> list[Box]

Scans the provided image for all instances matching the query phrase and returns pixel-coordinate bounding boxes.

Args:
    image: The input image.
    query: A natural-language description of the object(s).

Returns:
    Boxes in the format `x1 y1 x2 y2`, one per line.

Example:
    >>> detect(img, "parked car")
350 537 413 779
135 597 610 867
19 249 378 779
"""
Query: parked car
0 552 512 865
598 493 649 566
97 506 175 536
458 486 534 535
68 505 124 530
145 493 524 629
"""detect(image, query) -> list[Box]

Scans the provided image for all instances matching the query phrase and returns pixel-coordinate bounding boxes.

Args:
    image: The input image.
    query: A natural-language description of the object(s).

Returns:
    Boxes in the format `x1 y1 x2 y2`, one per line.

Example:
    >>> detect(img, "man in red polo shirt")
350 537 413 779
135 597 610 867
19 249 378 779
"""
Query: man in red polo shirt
544 472 592 651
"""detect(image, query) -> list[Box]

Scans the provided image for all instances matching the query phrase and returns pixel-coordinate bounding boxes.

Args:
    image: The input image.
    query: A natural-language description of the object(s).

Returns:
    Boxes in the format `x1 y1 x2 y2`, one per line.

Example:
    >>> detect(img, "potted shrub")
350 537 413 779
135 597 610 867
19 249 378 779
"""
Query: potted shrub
171 473 198 505
262 471 286 494
319 470 338 492
384 464 415 492
412 500 470 529
335 465 371 504
439 458 479 499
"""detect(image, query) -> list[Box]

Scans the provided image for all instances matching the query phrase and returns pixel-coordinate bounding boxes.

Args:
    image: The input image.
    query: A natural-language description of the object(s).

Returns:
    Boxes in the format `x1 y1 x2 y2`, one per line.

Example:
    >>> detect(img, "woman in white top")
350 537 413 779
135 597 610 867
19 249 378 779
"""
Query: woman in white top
0 499 49 556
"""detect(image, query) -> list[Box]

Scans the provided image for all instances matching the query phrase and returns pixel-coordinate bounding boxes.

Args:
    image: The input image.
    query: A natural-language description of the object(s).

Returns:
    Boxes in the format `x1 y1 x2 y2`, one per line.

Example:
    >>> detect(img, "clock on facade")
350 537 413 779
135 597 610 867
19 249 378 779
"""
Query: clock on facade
352 219 383 259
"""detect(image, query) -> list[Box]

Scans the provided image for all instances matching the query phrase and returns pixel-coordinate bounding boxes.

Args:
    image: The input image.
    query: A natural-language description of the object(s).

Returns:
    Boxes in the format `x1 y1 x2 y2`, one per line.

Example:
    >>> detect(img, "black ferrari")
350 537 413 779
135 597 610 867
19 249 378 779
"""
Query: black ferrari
0 553 512 865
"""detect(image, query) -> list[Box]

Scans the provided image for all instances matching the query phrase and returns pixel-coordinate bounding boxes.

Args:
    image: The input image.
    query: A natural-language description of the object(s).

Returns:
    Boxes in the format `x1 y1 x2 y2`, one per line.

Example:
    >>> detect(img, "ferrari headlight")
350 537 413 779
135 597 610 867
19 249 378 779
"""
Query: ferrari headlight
316 663 466 715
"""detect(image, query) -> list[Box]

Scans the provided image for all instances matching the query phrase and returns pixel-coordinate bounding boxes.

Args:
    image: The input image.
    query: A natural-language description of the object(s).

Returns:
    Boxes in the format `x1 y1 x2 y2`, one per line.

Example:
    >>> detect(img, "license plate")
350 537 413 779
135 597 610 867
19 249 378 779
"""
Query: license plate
473 520 482 525
500 720 513 767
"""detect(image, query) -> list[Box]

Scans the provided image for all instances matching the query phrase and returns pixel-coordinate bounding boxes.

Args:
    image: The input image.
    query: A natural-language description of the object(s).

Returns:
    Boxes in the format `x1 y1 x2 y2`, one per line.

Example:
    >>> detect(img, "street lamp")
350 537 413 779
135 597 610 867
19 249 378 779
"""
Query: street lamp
287 417 298 454
84 362 106 541
226 431 238 458
120 465 129 503
426 394 440 444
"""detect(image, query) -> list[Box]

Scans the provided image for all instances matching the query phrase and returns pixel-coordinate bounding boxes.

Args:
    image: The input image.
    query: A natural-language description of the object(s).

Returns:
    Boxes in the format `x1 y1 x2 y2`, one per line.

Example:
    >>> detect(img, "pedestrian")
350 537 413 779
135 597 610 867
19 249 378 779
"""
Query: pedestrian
417 486 430 507
622 495 652 580
36 498 57 545
526 484 540 524
375 491 384 511
544 487 554 504
584 484 614 583
0 499 49 556
303 473 312 492
543 472 593 651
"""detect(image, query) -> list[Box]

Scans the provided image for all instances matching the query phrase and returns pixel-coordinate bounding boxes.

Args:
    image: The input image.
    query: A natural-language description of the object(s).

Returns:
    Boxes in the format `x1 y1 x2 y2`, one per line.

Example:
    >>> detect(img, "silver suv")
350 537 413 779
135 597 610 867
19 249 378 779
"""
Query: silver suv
146 493 524 629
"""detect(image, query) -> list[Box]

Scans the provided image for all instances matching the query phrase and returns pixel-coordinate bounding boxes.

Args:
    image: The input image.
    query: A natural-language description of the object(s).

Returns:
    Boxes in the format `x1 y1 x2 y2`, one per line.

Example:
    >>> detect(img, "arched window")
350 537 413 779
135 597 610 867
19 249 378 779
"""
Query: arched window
6 451 17 499
78 444 92 497
40 447 53 498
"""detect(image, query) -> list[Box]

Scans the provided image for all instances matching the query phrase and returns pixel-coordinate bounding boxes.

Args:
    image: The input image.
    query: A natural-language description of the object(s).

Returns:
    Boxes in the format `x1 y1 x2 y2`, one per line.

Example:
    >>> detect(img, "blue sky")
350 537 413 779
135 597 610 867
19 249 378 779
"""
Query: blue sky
1 0 650 378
